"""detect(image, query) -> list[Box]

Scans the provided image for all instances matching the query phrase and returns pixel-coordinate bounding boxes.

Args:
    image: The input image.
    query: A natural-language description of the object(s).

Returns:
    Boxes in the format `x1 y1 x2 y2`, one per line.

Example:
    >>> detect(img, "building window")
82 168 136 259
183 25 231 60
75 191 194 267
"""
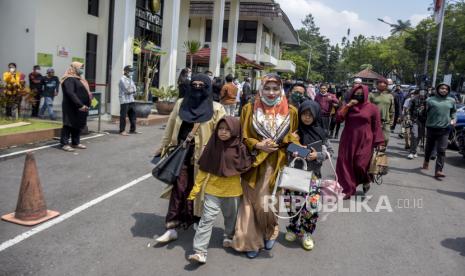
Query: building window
86 33 98 91
205 20 229 43
205 20 257 43
237 21 257 43
88 0 99 17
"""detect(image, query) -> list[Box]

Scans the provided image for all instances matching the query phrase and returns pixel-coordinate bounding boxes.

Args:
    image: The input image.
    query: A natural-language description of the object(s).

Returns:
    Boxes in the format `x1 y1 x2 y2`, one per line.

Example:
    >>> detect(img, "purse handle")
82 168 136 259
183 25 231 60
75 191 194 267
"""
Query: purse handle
323 146 338 183
182 123 201 148
288 156 308 171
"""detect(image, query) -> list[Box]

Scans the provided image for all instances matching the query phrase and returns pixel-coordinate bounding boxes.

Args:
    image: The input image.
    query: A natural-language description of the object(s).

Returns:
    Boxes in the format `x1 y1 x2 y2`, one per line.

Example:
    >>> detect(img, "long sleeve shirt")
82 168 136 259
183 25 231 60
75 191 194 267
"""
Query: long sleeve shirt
314 93 339 116
118 75 136 104
369 91 395 125
188 170 242 200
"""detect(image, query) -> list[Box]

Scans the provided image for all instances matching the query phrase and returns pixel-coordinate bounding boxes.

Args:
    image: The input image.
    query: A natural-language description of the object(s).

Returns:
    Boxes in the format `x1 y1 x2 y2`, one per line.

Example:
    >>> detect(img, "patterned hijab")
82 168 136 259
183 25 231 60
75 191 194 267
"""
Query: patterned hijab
61 62 92 97
252 74 290 143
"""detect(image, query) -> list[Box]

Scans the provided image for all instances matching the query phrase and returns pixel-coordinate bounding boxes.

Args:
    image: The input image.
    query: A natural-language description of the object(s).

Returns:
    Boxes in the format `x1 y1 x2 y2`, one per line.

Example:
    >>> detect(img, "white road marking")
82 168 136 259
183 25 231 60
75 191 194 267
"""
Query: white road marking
0 173 152 252
0 133 106 159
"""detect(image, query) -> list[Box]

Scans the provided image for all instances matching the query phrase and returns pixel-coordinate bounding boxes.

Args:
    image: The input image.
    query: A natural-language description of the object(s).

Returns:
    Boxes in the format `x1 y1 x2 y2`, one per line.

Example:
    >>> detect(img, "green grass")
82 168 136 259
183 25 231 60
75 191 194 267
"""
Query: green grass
0 118 61 136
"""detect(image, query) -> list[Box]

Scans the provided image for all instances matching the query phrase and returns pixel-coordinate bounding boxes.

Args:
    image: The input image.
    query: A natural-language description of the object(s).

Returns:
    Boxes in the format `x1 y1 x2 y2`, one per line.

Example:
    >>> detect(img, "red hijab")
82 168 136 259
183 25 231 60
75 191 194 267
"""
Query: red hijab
198 116 252 177
348 84 370 112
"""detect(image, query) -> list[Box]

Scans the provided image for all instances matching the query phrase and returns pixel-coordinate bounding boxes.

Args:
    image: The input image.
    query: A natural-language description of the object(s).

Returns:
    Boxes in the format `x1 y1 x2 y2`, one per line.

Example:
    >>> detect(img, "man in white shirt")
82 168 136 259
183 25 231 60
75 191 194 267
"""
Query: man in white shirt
118 65 139 136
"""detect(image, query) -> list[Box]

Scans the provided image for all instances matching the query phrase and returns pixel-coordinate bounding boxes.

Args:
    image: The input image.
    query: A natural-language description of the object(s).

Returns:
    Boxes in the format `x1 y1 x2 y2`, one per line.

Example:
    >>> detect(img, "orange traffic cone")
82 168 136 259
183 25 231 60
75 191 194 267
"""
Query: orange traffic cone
1 152 59 226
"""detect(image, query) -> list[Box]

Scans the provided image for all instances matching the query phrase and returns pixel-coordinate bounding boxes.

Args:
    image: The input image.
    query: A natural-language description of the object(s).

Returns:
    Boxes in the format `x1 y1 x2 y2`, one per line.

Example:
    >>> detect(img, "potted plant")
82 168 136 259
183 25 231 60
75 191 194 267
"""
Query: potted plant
150 86 179 115
132 39 166 118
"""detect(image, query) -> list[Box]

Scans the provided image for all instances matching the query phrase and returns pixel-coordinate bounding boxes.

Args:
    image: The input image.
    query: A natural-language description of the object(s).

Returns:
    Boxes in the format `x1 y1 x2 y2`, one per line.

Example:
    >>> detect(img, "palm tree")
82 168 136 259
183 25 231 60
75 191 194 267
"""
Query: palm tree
184 40 201 69
390 20 412 35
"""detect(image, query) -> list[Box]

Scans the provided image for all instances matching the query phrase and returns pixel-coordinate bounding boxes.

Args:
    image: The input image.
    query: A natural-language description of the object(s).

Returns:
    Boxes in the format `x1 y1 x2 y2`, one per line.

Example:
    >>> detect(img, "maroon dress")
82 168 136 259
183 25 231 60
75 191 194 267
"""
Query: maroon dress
336 85 384 197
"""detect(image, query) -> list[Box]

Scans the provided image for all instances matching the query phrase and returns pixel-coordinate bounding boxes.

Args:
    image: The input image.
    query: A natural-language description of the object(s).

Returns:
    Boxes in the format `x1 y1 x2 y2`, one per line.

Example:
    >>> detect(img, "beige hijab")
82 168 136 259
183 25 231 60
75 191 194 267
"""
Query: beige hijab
61 62 91 97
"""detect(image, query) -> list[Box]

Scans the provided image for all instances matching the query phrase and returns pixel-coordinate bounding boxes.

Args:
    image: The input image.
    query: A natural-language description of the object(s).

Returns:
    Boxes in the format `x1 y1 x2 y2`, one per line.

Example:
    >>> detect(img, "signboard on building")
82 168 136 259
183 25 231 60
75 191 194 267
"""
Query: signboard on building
88 92 101 116
72 57 85 63
57 46 69 57
136 7 163 34
37 53 53 67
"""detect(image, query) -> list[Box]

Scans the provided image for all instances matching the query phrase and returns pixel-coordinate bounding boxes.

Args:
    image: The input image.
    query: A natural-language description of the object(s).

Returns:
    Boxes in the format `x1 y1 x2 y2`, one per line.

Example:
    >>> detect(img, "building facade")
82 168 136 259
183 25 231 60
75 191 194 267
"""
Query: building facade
0 0 298 118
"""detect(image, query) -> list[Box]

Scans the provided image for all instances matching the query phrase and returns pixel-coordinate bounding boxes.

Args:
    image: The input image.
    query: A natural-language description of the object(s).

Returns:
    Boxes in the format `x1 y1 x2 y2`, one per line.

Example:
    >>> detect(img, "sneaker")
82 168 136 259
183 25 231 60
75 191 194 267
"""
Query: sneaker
188 252 207 264
285 231 297 242
223 238 233 248
155 229 178 243
414 153 418 158
72 144 87 149
264 239 276 250
302 234 315 251
62 145 75 152
246 251 259 259
363 183 371 194
407 153 414 159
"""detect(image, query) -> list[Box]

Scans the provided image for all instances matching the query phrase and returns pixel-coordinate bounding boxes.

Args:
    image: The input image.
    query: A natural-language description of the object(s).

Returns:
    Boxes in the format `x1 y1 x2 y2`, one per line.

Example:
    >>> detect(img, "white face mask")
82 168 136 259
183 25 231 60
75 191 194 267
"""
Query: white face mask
9 67 16 73
35 70 41 74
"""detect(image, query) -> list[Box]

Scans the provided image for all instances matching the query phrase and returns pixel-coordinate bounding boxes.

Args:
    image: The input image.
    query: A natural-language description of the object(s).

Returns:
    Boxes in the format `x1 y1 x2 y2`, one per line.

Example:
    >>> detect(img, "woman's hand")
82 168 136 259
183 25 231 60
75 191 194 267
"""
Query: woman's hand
79 105 89 112
306 147 318 161
347 99 359 107
377 144 386 152
255 138 279 153
291 131 300 141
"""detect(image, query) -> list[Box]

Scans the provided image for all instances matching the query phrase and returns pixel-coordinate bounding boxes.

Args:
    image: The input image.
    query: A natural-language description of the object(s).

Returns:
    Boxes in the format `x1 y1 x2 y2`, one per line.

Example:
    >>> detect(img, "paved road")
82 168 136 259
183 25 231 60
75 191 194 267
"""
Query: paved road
0 123 464 276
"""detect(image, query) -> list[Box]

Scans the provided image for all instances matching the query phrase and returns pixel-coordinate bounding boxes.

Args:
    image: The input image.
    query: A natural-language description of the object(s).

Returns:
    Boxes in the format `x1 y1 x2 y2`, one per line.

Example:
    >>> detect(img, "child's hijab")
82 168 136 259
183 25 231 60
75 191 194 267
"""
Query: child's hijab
198 116 252 177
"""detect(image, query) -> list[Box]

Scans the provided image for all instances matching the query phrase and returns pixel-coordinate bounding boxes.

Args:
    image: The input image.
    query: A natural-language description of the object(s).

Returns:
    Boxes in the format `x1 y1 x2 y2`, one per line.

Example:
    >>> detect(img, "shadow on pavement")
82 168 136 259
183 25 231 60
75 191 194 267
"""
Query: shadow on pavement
440 237 465 256
436 189 465 201
445 156 465 169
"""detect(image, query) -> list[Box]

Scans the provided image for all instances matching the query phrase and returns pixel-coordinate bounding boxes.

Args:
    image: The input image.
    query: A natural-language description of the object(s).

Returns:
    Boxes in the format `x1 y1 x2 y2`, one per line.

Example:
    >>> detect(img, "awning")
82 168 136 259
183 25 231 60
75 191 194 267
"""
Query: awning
187 47 264 70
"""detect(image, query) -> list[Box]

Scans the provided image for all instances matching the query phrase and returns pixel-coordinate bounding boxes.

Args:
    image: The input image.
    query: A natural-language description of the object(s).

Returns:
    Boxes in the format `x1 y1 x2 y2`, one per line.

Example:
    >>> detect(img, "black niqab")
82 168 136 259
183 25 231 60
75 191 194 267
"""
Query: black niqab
179 74 214 123
298 100 327 145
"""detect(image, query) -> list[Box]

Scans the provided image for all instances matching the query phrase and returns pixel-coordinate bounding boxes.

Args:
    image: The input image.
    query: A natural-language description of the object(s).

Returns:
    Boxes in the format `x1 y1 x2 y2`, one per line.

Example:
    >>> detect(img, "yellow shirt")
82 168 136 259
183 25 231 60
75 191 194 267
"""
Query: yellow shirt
188 170 242 200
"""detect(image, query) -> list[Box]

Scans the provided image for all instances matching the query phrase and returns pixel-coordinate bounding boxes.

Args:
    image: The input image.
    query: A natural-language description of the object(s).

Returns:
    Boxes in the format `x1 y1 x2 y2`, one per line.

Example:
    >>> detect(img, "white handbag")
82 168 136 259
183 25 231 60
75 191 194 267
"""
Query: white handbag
273 157 313 194
270 157 314 219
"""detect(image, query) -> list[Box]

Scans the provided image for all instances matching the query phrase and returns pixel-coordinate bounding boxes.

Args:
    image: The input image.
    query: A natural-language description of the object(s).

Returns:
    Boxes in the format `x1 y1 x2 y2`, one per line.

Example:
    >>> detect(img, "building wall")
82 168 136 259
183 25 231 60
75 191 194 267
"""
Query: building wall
35 0 110 111
0 0 37 77
0 0 109 115
187 18 203 45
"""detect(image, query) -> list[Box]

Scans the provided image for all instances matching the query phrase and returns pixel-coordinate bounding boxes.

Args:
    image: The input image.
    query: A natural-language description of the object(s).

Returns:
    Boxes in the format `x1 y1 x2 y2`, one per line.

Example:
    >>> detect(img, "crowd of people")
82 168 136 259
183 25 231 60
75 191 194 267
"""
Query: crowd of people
150 69 458 264
2 62 91 152
2 61 459 264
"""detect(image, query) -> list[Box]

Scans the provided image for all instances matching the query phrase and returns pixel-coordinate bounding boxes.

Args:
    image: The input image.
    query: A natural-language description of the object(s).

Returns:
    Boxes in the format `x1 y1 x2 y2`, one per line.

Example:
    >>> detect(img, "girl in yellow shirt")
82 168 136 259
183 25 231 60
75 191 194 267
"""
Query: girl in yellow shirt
187 116 252 264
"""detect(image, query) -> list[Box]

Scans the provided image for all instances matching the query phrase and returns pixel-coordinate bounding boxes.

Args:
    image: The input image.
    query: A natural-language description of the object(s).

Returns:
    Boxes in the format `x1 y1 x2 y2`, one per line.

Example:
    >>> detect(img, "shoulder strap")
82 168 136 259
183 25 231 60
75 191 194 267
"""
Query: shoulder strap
182 122 201 147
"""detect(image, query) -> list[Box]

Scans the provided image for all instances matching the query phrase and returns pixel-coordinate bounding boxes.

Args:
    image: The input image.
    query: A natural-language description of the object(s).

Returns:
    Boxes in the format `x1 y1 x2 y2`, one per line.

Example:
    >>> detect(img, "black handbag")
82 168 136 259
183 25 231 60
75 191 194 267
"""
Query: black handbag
152 123 200 185
152 145 189 185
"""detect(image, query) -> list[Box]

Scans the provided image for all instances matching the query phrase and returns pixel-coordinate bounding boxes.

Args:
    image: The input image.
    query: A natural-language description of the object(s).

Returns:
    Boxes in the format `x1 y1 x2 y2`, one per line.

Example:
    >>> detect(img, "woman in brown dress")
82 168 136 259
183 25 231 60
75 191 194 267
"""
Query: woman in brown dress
232 74 299 258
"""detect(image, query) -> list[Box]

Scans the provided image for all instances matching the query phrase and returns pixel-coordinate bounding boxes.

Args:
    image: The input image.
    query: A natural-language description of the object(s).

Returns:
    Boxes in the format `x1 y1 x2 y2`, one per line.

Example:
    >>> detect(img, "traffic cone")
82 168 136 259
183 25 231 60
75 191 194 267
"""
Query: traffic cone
1 152 59 226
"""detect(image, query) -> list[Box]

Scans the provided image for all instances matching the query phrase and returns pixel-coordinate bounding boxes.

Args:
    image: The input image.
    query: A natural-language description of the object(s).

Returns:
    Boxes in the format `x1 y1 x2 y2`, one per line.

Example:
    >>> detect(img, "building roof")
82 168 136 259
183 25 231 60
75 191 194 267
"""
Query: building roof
187 47 264 70
190 1 298 45
353 69 384 80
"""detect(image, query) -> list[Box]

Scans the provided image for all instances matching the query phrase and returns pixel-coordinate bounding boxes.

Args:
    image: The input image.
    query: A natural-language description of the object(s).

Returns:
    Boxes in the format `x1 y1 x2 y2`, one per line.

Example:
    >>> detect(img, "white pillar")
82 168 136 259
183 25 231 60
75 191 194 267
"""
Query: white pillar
176 0 190 73
226 0 240 75
199 17 206 45
160 0 181 88
255 20 263 63
209 0 226 76
111 0 136 117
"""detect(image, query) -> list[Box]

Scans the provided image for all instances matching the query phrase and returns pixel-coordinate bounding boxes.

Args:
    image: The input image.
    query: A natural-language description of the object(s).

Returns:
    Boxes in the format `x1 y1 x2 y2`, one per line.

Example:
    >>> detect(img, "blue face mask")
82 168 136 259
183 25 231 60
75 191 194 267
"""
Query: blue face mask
77 68 84 75
261 95 281 106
